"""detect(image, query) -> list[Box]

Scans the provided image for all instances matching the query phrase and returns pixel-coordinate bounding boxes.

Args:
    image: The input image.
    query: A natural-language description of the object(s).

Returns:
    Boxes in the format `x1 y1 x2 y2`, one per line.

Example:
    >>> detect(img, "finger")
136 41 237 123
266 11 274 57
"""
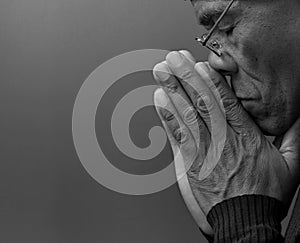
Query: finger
166 51 225 135
279 117 300 178
153 88 198 174
179 50 196 63
194 62 222 102
153 61 207 149
165 52 228 180
176 55 220 146
195 62 259 135
153 88 213 234
176 160 214 234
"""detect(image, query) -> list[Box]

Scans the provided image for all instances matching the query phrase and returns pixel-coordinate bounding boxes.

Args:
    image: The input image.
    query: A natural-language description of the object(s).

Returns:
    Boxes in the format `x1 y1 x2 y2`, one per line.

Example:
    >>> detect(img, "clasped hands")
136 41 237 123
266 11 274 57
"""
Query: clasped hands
152 50 300 235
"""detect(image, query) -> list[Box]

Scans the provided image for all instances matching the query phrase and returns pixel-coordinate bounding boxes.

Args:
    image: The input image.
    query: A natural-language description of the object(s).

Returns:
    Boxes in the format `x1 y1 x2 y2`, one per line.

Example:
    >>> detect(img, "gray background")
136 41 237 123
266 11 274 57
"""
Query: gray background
0 0 210 242
0 0 294 242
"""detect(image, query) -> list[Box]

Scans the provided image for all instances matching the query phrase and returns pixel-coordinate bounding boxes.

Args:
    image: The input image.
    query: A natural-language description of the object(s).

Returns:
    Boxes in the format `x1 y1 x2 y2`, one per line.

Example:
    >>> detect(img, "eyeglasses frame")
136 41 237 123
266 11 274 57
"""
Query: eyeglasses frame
196 0 235 57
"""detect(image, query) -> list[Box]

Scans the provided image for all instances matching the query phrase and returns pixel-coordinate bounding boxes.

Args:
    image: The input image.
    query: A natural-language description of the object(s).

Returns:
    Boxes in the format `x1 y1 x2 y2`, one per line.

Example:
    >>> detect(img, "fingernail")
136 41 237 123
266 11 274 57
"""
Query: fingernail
167 51 183 67
154 88 168 107
156 70 170 82
179 50 196 64
153 63 170 82
195 62 209 79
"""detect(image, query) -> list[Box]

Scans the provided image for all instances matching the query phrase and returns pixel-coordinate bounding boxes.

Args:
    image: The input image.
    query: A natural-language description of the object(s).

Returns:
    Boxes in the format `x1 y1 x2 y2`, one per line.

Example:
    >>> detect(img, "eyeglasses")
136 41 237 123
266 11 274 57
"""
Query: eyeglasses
195 0 235 57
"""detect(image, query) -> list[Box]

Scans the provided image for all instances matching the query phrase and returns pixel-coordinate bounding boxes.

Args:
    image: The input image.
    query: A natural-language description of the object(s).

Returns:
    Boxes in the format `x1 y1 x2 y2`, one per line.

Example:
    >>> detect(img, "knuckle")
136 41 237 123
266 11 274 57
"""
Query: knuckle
183 107 199 125
159 107 175 122
196 93 214 114
165 81 178 93
173 127 189 144
225 99 242 117
178 68 195 81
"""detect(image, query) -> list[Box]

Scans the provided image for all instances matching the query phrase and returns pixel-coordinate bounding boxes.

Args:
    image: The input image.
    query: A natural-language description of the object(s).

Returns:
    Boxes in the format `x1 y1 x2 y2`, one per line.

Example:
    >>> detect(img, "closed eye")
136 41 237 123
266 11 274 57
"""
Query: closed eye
218 25 234 32
199 17 214 30
224 26 235 35
219 19 240 35
198 9 224 29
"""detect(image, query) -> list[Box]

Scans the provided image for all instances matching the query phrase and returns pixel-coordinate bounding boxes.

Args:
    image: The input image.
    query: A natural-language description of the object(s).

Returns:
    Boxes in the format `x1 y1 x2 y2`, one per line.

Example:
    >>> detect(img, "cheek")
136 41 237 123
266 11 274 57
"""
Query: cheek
231 27 267 79
239 38 260 72
239 26 279 73
235 15 284 75
236 24 285 92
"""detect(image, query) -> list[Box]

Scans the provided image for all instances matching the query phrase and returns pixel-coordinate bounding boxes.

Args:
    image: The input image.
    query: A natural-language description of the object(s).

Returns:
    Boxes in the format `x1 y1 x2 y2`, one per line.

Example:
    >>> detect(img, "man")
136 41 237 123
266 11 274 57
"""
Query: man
152 0 300 242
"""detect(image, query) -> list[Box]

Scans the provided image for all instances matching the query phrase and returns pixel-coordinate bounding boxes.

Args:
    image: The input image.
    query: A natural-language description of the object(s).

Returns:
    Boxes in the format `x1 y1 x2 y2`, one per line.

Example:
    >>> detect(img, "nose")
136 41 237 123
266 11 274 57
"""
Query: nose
208 51 238 76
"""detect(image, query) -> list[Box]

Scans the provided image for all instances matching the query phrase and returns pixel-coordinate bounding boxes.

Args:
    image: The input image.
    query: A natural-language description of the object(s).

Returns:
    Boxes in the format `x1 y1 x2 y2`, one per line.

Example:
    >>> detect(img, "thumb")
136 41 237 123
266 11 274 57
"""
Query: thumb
278 117 300 176
194 62 258 135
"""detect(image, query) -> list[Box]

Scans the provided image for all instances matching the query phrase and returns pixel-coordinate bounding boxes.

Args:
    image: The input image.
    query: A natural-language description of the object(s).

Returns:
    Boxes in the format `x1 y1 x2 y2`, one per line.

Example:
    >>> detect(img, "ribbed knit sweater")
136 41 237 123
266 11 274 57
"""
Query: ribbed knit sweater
206 194 300 243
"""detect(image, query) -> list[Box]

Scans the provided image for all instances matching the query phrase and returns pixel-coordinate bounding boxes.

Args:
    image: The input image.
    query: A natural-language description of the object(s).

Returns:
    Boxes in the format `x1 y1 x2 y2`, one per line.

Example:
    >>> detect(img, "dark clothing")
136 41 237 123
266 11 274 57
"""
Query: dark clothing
206 194 300 243
285 192 300 243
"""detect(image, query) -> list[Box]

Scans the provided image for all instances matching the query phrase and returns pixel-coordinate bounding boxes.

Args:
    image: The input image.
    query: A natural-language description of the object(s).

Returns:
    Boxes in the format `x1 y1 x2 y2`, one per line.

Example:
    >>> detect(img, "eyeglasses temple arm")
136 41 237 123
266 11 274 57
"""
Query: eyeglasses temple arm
202 0 235 46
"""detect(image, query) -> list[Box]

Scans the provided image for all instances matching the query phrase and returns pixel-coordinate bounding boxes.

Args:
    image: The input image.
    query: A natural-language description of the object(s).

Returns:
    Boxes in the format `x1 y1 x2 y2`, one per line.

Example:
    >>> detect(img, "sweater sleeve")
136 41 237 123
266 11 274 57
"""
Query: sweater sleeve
207 195 287 243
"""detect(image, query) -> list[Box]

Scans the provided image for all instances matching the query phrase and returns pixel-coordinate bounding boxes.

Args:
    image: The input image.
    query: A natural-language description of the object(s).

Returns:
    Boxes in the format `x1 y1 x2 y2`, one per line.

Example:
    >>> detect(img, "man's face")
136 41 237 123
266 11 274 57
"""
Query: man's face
192 0 300 135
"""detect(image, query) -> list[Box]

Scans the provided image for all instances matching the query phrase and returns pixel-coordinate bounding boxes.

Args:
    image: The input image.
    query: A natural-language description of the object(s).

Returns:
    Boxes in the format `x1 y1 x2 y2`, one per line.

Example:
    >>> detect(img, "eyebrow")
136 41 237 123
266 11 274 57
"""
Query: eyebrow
197 7 225 26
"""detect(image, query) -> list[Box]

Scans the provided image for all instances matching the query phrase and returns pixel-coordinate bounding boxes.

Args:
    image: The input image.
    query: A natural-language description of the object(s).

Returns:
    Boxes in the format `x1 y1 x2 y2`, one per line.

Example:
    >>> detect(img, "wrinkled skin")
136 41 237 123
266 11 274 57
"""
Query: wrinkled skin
193 0 300 136
153 51 300 235
152 0 300 236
